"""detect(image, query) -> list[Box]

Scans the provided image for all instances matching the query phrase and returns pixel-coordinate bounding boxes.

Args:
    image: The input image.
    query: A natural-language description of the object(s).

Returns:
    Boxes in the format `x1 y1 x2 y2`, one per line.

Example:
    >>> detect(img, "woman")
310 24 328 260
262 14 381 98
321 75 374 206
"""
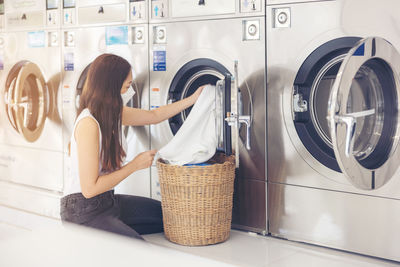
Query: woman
60 54 204 240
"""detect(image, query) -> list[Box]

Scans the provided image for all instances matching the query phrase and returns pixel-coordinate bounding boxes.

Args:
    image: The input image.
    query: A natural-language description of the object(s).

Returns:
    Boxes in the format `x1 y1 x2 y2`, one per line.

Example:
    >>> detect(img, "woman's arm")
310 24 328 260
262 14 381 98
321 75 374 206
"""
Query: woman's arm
122 85 205 126
75 117 156 198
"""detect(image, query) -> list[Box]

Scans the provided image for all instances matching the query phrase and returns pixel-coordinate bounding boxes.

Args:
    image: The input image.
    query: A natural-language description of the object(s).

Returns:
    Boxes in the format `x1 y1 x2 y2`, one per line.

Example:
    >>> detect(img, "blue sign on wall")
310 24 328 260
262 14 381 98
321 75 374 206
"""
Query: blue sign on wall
153 50 166 71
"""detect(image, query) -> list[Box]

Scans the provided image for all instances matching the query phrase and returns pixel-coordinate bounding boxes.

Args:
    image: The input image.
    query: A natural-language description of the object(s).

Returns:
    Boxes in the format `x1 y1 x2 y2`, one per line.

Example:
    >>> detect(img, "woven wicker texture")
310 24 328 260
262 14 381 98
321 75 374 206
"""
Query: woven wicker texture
157 153 235 246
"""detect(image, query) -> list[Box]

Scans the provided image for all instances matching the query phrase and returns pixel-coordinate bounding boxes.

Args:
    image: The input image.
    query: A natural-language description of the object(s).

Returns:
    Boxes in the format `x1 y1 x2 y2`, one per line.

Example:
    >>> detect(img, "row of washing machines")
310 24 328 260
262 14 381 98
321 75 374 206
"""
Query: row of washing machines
1 0 400 263
0 0 266 230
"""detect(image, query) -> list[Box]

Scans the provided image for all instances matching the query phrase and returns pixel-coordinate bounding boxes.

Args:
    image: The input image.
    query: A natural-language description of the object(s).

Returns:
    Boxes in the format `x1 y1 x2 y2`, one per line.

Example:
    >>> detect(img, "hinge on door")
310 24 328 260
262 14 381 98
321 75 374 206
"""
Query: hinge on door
293 93 307 112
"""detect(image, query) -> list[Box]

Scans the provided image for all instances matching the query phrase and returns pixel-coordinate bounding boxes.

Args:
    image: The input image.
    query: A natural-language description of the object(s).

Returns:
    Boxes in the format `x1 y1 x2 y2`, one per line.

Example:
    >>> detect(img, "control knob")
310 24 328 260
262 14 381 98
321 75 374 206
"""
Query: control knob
157 29 165 40
277 11 288 24
136 30 143 40
248 24 257 36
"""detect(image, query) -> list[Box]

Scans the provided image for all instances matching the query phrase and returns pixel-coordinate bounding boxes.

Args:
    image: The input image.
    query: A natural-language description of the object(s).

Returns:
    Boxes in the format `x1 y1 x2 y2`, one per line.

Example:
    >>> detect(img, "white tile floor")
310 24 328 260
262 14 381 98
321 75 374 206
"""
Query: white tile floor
1 204 399 267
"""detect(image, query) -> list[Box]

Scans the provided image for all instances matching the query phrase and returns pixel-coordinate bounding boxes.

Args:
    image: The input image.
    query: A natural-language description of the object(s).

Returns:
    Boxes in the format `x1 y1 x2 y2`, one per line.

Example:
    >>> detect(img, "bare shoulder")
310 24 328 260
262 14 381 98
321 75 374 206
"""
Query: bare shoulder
74 116 99 140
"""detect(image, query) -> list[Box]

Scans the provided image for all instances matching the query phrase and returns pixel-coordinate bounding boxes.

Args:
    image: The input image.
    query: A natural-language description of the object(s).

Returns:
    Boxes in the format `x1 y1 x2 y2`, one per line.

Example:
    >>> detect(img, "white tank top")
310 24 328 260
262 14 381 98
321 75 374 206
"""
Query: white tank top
64 108 103 196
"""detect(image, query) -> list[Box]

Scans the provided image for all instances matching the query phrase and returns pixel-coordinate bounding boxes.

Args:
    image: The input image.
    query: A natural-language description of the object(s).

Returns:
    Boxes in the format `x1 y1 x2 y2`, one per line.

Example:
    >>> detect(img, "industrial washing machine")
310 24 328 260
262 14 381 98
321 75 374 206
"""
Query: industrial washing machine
149 0 267 233
267 0 400 261
0 0 63 217
61 0 151 198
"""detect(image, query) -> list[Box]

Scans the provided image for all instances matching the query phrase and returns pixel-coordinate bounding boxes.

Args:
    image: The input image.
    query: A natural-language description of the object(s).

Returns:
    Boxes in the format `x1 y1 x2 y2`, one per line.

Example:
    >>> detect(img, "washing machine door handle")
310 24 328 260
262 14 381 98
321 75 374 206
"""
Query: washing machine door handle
334 109 375 157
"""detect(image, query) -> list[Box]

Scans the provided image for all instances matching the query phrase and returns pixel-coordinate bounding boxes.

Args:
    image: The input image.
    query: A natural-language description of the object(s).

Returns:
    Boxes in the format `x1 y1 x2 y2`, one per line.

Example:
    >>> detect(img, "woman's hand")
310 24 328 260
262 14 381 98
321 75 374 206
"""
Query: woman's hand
189 85 207 104
130 150 157 171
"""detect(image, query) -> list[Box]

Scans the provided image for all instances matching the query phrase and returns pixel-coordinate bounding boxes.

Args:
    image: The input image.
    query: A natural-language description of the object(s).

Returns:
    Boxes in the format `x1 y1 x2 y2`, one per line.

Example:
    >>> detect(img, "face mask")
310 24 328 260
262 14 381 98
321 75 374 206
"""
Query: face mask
121 86 136 106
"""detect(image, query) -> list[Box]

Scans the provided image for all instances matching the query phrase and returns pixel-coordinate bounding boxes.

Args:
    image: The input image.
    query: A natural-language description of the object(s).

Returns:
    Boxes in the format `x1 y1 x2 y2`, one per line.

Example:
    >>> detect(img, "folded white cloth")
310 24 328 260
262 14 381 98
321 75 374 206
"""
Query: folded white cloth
158 85 217 165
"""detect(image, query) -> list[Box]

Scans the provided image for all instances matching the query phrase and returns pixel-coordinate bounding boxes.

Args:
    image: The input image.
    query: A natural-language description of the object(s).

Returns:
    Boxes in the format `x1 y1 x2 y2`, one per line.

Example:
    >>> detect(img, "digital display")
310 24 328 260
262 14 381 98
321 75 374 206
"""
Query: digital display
47 0 59 10
130 0 145 2
63 0 75 8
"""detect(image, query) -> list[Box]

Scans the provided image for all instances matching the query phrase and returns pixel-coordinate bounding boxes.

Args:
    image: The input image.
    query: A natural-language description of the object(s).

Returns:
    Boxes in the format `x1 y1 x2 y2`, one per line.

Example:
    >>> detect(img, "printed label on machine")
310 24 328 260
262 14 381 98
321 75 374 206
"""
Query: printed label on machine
62 84 71 105
0 154 16 169
27 31 45 48
153 46 166 71
150 88 161 109
105 26 128 46
64 52 74 71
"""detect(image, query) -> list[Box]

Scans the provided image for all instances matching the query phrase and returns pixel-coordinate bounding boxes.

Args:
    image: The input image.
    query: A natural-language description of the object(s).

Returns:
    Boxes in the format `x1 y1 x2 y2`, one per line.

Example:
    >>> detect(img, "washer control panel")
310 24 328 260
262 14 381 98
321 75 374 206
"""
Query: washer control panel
132 26 145 44
273 7 291 28
243 19 260 41
153 25 166 44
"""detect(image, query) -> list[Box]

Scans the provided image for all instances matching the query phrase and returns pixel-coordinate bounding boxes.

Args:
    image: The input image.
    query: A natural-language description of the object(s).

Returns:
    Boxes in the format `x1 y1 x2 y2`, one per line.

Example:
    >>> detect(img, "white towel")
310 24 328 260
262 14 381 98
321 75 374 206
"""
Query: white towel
158 85 217 165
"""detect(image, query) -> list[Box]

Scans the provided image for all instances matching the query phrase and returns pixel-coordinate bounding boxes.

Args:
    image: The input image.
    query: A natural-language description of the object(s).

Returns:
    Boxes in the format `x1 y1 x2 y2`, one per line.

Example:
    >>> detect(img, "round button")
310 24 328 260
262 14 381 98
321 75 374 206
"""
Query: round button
136 30 143 40
67 33 74 43
50 33 57 43
248 24 257 36
157 29 165 40
277 12 288 24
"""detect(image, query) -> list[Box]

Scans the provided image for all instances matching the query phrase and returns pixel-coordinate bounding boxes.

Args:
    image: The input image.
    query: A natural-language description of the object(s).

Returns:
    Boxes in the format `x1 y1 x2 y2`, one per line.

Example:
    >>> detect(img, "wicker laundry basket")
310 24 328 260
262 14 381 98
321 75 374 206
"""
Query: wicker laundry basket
156 153 235 246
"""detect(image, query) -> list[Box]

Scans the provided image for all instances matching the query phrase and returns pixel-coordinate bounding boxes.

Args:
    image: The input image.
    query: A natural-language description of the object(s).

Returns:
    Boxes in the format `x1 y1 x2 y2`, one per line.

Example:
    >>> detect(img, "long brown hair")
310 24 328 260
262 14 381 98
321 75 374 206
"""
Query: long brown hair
77 54 131 172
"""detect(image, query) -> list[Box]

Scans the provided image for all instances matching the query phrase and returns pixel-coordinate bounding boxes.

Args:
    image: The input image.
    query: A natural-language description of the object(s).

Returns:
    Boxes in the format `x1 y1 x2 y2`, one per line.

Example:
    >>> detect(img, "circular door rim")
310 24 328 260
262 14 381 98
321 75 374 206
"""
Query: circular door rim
5 61 26 132
14 62 47 142
282 37 361 183
329 37 400 190
167 57 232 132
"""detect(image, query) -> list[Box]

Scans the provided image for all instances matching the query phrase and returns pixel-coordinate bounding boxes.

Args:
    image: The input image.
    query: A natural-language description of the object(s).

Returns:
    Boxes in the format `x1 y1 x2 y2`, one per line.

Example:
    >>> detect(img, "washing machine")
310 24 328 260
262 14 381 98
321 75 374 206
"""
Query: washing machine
61 0 151 198
267 0 400 261
148 0 267 233
0 0 63 218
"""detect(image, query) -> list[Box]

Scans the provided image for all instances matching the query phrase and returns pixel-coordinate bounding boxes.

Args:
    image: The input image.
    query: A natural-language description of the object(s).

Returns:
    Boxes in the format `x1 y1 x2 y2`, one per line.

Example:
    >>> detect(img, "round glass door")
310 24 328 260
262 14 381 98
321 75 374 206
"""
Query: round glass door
328 37 400 190
4 61 48 142
293 37 361 172
168 58 234 155
168 58 229 135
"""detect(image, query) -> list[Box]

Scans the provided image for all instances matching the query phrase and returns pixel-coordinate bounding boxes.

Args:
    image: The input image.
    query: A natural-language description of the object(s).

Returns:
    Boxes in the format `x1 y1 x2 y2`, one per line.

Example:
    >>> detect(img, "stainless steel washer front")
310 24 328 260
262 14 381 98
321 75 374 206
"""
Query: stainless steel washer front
267 0 400 261
149 1 267 233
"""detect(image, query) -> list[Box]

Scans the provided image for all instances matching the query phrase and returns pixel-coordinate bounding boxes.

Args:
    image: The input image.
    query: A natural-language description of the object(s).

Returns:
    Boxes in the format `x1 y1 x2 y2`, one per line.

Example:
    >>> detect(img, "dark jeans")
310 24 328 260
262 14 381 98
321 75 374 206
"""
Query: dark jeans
60 190 163 240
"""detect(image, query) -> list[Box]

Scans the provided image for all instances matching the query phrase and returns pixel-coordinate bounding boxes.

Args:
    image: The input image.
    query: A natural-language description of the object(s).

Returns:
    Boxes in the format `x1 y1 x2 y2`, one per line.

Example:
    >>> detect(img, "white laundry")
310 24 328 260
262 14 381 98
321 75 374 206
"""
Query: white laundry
158 84 217 165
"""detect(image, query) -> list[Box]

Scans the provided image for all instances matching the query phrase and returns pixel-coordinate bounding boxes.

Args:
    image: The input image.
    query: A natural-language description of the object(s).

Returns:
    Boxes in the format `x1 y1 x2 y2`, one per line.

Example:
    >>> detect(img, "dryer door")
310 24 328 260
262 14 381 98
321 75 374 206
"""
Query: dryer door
5 61 48 142
328 37 400 190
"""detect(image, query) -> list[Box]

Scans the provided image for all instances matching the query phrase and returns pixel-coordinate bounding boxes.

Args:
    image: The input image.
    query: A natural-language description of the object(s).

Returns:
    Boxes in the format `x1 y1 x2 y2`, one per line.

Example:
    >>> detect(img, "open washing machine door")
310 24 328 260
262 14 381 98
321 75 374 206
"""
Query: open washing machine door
328 37 400 190
4 61 49 142
168 58 251 167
